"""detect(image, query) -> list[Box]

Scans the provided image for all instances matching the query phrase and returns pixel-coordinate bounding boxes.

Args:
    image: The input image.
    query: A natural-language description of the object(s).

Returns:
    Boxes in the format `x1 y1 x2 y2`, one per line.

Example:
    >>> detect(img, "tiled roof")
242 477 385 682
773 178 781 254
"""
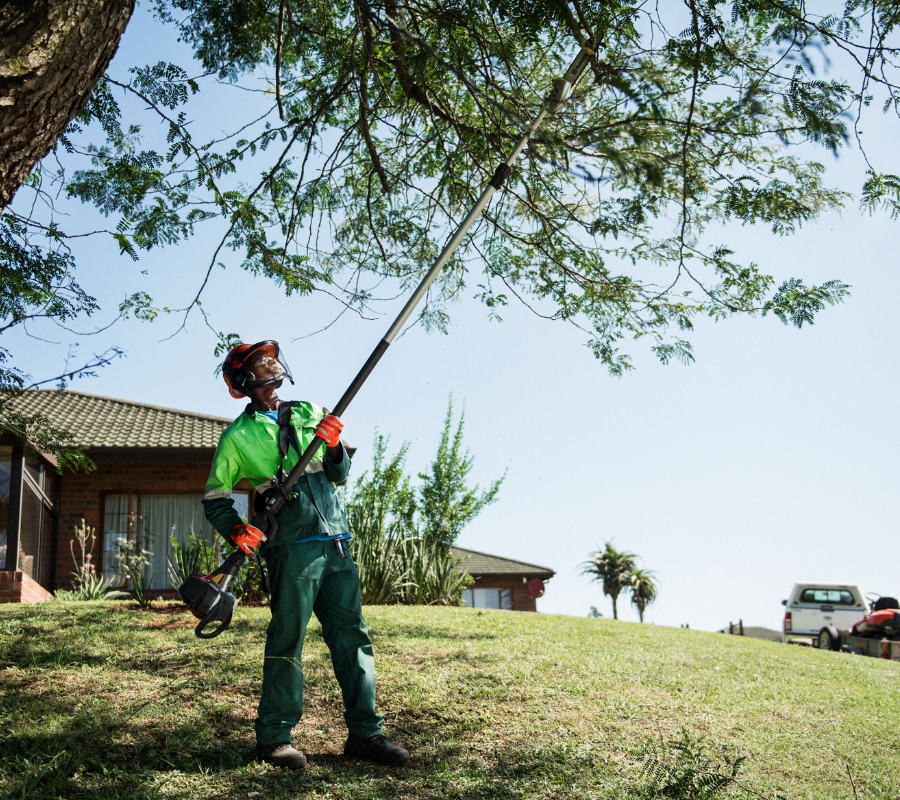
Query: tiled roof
8 389 232 449
450 546 554 578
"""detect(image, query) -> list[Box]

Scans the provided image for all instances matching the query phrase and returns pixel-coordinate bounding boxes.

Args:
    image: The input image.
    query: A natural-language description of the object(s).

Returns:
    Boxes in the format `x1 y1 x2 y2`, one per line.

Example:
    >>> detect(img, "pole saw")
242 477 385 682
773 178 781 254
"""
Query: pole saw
179 36 596 638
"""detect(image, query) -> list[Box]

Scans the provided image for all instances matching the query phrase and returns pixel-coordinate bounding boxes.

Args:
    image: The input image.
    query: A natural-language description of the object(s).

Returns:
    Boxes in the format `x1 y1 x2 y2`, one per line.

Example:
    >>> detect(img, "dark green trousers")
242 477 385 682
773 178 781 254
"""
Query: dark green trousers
255 539 384 746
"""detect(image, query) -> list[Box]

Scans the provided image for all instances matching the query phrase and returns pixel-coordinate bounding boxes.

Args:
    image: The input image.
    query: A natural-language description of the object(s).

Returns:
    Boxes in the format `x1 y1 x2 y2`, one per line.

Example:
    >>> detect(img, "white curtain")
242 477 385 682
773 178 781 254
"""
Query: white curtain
104 493 247 590
463 588 512 610
138 494 215 590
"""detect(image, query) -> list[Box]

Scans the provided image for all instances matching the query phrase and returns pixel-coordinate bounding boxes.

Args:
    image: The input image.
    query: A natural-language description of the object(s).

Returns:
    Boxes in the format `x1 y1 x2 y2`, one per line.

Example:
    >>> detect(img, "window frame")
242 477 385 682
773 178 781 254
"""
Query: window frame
0 445 59 585
462 587 514 610
99 489 250 589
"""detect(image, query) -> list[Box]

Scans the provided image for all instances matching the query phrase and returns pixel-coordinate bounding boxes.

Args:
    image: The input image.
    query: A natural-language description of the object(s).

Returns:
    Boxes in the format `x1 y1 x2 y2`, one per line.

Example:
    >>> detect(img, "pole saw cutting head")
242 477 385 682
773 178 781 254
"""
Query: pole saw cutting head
178 549 246 639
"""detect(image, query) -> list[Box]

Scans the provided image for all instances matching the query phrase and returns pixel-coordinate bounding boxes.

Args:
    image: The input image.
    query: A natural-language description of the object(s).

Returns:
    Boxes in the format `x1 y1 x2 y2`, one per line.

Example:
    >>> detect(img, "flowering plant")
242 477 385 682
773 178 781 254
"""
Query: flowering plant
55 519 129 601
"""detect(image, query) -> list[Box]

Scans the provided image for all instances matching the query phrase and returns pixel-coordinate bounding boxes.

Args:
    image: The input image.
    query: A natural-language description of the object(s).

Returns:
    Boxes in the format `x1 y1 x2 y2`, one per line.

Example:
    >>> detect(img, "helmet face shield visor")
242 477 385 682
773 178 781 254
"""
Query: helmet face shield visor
245 343 292 386
244 344 291 383
222 340 293 398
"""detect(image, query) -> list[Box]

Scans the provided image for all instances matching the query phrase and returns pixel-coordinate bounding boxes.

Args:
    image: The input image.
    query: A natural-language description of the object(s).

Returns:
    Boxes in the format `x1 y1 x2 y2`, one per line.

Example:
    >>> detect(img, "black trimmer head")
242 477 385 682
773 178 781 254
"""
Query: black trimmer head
178 549 246 639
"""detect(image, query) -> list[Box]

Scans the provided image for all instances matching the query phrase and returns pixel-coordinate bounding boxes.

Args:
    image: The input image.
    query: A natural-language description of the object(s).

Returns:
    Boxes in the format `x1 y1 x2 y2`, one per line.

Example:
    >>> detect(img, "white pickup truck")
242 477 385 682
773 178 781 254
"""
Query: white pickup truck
781 582 868 643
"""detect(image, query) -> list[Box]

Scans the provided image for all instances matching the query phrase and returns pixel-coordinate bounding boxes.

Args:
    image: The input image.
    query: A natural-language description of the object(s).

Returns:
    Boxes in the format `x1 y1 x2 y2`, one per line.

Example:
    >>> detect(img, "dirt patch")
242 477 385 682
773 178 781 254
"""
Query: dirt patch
123 617 196 630
105 603 185 614
106 602 268 616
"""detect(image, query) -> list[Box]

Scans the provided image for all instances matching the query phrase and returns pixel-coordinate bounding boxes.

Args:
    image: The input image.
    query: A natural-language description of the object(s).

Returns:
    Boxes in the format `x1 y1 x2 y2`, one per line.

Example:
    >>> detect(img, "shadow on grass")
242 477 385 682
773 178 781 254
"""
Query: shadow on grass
0 617 260 681
0 637 108 670
0 606 631 798
0 698 624 800
1 723 250 800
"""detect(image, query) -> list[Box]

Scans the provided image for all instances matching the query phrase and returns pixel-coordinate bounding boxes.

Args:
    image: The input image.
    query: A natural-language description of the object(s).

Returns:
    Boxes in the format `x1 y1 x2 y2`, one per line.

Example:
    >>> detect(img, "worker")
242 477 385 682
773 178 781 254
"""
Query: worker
201 340 409 770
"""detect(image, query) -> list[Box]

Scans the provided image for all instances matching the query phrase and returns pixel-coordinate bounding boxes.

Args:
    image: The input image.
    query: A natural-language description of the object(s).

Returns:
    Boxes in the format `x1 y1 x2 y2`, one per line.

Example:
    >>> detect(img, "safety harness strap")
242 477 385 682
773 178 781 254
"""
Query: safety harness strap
277 401 304 482
246 400 302 596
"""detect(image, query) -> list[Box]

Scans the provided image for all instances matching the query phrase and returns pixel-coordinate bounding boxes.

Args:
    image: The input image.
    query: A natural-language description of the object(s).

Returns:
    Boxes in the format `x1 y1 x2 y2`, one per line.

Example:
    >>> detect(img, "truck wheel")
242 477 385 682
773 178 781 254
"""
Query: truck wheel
817 626 841 652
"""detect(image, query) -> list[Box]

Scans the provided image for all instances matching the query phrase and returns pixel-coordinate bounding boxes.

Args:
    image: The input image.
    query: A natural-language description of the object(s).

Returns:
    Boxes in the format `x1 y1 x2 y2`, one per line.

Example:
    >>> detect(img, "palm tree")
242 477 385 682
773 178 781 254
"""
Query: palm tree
579 541 637 620
628 567 659 623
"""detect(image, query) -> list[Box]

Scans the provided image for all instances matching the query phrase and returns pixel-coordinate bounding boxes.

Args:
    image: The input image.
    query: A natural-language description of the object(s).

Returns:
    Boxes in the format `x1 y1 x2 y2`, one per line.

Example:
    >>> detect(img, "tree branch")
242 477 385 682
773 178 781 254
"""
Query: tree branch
23 346 126 390
276 0 286 121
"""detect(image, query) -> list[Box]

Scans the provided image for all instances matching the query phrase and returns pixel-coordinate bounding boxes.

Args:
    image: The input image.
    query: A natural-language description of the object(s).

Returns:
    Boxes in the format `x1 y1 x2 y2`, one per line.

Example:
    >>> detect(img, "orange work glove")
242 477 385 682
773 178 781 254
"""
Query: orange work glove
315 414 343 447
231 523 265 554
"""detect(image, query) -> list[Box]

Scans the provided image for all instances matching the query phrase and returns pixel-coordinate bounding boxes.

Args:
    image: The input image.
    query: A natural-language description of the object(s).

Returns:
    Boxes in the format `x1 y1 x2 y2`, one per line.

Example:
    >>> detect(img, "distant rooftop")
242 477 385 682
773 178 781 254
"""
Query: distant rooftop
450 546 554 579
7 389 232 449
718 625 782 642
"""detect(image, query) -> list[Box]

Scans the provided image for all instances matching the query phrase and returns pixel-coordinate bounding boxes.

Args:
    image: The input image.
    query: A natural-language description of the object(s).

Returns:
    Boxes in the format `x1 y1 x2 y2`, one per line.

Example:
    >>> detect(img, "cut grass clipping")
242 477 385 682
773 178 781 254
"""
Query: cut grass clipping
0 602 897 799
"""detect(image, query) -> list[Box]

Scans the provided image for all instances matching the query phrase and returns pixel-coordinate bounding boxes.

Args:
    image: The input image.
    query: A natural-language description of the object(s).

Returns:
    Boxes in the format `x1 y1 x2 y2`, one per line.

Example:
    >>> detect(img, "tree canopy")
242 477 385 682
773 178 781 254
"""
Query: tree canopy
627 566 658 623
3 0 900 459
580 540 637 619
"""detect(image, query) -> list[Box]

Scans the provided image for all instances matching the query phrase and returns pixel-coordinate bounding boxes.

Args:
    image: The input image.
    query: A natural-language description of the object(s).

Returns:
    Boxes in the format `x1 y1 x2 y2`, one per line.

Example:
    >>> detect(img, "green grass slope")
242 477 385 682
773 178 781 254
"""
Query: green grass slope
0 602 897 799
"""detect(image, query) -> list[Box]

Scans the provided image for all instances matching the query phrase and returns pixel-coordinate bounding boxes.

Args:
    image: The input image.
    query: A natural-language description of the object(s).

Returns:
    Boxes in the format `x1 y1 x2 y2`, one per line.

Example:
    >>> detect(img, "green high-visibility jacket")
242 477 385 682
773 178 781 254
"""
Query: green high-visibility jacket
201 401 351 549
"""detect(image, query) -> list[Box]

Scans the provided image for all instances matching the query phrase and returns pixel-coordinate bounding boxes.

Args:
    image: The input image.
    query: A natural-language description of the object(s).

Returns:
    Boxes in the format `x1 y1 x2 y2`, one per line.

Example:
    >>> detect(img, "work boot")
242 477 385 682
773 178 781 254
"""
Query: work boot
344 732 410 765
257 742 307 770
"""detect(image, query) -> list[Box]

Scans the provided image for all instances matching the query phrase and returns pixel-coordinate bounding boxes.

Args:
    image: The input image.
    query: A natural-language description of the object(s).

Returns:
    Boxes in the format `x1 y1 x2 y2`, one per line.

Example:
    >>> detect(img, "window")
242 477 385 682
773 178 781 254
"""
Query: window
462 587 513 610
18 472 43 580
0 447 57 583
17 455 56 584
799 589 858 606
0 446 11 570
102 492 248 590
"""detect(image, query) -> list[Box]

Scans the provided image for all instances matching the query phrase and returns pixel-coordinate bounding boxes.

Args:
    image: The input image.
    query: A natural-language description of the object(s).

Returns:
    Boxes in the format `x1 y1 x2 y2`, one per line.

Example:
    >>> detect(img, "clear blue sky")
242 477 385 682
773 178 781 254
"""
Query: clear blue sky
8 5 899 632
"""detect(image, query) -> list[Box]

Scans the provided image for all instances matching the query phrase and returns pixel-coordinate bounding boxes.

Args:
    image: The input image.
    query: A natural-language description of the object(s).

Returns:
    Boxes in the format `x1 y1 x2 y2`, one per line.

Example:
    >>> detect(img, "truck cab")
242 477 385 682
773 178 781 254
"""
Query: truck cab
782 582 867 643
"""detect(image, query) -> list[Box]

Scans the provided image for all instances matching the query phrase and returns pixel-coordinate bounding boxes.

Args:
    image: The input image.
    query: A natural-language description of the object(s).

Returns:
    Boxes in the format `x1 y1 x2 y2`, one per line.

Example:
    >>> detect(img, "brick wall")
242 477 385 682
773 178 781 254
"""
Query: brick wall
470 575 540 612
0 570 53 604
54 461 206 589
52 457 253 592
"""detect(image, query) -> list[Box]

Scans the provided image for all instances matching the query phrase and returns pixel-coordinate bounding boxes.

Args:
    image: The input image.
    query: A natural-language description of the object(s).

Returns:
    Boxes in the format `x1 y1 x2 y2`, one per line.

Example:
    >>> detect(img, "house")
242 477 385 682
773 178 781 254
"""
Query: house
1 389 246 602
450 546 554 612
1 390 553 611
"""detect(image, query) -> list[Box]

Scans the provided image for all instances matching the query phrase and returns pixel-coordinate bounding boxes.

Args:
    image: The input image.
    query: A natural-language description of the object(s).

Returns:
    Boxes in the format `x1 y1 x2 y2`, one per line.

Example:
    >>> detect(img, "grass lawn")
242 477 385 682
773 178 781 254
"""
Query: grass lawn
0 601 897 799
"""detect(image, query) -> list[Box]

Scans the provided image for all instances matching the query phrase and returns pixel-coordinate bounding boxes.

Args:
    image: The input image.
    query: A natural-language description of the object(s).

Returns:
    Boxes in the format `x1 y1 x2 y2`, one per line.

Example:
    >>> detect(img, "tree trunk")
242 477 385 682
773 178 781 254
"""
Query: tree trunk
0 0 135 213
611 594 618 620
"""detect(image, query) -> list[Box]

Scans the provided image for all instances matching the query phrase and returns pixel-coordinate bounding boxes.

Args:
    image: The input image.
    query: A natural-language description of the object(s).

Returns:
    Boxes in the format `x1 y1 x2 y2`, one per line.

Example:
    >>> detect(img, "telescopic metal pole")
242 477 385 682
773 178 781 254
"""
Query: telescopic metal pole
250 39 596 533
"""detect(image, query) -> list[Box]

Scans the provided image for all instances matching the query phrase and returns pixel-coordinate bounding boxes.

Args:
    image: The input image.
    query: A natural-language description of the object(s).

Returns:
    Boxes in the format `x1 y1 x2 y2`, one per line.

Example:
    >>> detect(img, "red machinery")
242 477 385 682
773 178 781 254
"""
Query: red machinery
817 596 900 659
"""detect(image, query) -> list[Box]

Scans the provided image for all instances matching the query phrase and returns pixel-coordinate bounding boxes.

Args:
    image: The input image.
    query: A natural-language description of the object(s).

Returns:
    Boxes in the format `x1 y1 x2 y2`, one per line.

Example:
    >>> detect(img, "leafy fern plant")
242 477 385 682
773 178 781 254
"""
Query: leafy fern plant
636 729 777 799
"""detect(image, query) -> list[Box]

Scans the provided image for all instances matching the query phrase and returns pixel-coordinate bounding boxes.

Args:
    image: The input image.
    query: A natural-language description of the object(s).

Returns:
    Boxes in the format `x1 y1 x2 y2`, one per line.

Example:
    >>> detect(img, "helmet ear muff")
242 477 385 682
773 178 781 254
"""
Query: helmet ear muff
223 370 247 399
223 344 253 399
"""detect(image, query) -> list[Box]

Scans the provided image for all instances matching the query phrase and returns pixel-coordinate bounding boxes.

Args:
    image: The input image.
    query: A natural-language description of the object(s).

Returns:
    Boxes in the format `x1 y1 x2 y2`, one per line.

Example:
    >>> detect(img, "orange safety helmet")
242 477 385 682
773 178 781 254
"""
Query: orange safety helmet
222 340 293 399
